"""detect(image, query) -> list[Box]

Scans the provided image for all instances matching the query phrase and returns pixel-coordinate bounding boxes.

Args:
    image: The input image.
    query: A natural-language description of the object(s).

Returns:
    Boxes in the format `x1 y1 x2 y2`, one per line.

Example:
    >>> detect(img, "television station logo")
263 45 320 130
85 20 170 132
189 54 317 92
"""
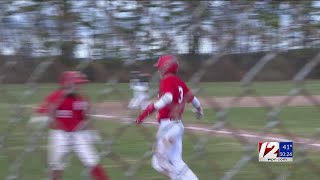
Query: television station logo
258 142 293 162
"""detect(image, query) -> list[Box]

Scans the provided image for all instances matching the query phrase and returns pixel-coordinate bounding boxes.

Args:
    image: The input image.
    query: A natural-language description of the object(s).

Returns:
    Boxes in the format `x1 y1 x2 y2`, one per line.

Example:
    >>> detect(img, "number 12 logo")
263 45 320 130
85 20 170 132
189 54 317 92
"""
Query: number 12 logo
258 142 279 158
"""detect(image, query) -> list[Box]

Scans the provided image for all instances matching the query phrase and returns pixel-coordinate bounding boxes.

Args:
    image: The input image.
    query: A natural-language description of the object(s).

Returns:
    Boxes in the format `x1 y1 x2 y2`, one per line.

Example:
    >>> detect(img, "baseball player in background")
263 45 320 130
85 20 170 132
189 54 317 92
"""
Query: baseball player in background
128 71 150 111
136 55 204 180
31 71 109 180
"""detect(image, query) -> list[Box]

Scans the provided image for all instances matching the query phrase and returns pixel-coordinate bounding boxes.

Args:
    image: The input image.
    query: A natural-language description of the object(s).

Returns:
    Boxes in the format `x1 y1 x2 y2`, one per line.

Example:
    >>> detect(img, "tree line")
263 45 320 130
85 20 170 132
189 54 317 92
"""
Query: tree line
0 0 319 67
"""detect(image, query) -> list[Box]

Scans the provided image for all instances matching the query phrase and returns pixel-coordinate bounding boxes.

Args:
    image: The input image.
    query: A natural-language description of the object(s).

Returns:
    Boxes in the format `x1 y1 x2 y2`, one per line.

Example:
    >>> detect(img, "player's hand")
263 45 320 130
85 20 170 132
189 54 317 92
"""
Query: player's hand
28 116 50 129
192 107 204 120
136 115 144 124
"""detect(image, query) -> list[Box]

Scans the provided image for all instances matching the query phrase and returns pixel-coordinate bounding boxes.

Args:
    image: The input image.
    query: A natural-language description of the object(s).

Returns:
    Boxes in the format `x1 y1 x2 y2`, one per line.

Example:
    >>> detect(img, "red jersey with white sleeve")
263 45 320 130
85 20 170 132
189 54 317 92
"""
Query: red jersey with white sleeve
37 89 89 132
157 74 191 121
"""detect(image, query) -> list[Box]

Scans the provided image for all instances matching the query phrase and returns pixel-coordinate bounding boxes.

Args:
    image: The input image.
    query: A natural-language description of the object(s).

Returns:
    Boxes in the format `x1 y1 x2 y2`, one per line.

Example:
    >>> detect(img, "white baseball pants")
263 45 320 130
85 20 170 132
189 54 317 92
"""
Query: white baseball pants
48 130 99 170
152 119 198 180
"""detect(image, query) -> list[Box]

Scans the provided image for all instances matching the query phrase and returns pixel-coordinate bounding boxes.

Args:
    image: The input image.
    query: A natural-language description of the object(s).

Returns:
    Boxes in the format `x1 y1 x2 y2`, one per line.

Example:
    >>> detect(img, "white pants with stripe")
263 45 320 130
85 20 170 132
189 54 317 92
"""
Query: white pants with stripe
152 119 198 180
48 130 99 170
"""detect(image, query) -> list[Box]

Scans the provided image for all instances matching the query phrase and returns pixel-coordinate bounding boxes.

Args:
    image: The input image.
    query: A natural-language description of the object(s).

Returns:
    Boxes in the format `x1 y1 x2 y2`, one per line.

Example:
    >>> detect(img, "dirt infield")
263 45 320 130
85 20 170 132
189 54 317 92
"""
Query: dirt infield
94 95 320 114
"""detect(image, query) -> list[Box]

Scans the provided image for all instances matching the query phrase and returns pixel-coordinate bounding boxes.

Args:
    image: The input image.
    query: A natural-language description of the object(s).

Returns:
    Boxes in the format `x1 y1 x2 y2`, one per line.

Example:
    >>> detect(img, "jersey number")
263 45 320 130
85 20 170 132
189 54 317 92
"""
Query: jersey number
178 86 183 103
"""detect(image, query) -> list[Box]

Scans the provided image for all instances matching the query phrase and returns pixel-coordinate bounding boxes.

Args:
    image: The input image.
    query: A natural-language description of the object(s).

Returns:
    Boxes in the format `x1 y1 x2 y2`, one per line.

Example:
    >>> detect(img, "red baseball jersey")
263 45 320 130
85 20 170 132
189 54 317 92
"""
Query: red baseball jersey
37 89 89 132
157 75 192 121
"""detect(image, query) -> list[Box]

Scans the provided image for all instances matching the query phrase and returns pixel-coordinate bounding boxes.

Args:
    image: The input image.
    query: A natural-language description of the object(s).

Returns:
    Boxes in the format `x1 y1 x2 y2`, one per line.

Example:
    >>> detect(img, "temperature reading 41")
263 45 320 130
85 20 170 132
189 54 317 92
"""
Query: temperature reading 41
282 144 292 150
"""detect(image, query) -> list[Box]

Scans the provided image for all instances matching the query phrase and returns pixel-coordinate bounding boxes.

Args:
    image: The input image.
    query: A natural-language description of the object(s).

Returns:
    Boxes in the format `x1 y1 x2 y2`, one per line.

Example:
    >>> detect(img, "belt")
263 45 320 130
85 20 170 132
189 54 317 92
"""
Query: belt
159 118 181 123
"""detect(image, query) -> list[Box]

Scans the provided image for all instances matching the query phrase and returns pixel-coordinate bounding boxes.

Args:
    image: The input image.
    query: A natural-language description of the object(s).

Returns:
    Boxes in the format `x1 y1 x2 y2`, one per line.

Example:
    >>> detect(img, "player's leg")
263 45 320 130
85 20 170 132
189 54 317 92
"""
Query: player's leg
151 139 173 177
168 122 198 180
140 96 150 111
127 97 140 119
135 96 145 111
152 121 177 178
73 131 109 180
48 130 70 180
128 97 139 110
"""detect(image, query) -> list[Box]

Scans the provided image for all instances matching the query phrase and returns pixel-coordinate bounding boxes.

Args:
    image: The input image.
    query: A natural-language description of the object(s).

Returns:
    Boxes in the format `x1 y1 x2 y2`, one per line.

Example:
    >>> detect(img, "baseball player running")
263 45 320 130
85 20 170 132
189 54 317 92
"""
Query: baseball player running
33 71 109 180
136 55 204 180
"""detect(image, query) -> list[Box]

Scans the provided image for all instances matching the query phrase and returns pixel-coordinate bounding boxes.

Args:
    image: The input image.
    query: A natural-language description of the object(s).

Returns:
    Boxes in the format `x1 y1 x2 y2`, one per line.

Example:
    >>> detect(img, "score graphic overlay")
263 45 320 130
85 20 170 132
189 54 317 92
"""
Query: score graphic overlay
258 142 293 162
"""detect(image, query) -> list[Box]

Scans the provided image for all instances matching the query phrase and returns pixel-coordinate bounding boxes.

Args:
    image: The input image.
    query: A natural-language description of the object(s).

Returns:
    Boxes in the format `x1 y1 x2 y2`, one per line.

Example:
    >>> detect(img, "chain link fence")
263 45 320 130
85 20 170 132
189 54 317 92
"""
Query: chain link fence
1 1 320 180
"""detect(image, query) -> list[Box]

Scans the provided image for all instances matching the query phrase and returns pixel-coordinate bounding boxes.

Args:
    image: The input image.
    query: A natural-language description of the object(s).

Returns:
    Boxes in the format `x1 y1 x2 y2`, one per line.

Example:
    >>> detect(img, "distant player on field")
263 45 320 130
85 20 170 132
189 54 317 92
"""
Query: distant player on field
32 71 109 180
136 55 204 180
128 71 150 111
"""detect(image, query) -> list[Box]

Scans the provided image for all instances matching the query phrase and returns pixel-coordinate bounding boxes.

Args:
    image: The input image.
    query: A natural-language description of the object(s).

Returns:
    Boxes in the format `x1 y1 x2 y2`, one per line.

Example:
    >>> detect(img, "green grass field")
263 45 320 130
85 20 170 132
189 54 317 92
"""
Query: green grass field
1 118 320 180
1 80 320 103
1 81 320 179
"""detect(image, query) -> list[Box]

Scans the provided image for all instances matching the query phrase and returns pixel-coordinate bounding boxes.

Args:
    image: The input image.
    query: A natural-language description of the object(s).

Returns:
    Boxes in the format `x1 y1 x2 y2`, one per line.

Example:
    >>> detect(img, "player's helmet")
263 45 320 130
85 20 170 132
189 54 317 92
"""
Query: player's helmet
154 54 179 76
59 71 89 87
